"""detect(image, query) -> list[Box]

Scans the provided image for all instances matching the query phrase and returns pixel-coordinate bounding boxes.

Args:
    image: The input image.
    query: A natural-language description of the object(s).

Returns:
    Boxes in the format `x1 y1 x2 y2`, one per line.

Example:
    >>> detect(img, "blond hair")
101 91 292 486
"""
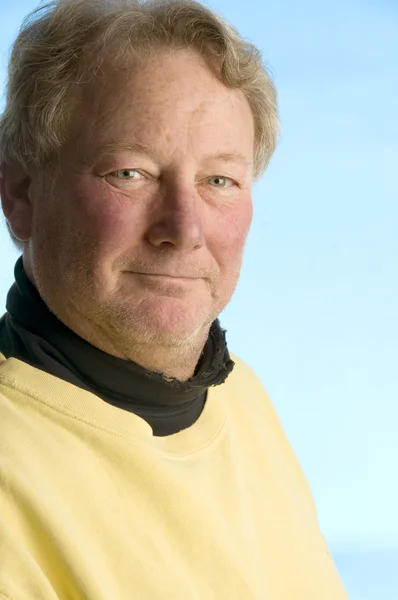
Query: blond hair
0 0 279 250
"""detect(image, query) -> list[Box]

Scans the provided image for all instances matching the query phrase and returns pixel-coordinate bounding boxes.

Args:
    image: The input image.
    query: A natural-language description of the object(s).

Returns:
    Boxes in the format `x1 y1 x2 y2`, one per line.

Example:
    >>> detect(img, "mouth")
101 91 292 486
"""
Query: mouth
133 272 199 281
130 273 200 286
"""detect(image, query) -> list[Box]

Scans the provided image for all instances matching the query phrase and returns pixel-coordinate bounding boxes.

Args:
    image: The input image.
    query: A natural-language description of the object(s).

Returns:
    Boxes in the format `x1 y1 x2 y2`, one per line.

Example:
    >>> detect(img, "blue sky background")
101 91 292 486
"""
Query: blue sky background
0 0 397 598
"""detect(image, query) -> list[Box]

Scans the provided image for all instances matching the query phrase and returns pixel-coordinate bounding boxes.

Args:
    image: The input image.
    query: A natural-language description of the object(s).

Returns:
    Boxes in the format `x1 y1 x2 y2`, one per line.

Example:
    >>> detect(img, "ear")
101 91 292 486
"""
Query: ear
0 167 34 242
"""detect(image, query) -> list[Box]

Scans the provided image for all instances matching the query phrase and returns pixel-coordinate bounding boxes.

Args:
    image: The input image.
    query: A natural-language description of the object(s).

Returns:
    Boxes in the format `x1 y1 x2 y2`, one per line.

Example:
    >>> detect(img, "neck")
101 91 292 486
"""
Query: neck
76 324 211 382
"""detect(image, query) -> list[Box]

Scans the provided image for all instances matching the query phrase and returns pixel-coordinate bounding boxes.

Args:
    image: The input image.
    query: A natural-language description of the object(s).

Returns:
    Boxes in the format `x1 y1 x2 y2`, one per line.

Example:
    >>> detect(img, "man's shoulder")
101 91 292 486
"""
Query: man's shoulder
228 352 265 389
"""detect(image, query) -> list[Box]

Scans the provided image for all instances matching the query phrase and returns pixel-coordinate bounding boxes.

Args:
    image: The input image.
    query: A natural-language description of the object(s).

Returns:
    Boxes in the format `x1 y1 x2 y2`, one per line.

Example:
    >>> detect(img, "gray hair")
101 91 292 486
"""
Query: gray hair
0 0 279 250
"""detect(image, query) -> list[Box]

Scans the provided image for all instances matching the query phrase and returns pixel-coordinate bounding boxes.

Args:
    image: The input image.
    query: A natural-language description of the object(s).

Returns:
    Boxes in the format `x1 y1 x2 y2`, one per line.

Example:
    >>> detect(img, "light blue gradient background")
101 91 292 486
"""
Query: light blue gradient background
0 1 397 597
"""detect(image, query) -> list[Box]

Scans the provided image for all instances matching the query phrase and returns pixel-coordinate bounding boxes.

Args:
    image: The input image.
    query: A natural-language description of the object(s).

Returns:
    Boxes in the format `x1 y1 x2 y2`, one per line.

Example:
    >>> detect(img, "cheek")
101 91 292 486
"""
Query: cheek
209 201 253 265
61 180 143 254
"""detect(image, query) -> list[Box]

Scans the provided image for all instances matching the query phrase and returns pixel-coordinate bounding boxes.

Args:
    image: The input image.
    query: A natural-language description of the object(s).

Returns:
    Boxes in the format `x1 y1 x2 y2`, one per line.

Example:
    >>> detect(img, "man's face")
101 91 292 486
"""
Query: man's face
26 50 254 354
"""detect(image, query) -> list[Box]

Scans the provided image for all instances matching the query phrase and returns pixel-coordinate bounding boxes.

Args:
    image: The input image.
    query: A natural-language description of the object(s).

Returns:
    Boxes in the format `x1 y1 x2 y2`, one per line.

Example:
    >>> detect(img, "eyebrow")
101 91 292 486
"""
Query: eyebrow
95 142 252 168
96 142 157 162
206 152 252 167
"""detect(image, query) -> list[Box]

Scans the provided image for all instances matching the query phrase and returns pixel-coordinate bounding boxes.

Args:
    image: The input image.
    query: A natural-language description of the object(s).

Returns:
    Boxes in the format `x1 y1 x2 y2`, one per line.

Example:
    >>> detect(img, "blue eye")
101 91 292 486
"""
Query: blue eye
114 169 142 180
208 176 233 188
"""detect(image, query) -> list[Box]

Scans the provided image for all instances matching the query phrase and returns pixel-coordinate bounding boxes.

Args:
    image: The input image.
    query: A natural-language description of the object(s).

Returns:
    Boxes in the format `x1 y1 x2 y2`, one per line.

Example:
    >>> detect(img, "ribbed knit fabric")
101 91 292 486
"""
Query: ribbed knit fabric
0 351 349 600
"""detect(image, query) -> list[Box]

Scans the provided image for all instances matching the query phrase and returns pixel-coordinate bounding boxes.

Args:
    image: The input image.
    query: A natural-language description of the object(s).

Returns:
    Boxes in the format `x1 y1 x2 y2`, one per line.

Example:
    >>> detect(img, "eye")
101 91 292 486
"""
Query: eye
208 175 234 188
111 169 143 180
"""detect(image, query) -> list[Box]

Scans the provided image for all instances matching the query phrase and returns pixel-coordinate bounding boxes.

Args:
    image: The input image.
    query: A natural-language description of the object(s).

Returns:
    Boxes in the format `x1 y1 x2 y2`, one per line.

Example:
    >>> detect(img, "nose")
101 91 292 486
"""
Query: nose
145 184 205 251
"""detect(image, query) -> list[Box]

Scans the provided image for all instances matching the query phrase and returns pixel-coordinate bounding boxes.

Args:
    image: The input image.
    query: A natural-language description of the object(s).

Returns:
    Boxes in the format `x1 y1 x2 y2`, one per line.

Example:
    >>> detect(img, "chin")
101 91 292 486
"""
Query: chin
109 295 213 348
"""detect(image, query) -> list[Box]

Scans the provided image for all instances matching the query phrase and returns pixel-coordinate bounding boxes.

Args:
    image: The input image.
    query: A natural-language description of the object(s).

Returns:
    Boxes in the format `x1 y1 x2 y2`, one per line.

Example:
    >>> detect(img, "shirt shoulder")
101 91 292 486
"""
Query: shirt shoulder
228 351 319 517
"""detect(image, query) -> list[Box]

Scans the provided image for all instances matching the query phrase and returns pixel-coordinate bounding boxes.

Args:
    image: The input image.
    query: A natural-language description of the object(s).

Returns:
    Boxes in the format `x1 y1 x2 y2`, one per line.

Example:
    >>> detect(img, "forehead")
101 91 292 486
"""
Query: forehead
69 49 254 163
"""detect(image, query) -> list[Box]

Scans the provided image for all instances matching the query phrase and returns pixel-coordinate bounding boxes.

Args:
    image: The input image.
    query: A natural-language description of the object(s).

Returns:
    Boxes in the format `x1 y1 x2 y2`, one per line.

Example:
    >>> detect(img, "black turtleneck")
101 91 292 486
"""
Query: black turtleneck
0 256 234 437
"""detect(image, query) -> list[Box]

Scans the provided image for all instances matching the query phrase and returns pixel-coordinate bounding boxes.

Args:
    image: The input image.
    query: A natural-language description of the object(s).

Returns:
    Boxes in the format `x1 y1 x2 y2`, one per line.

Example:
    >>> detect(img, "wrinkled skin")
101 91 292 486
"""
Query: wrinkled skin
1 49 254 381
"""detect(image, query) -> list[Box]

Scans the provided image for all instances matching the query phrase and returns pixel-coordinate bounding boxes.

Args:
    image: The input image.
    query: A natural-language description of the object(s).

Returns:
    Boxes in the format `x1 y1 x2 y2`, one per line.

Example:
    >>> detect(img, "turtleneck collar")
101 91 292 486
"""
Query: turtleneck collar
0 256 234 422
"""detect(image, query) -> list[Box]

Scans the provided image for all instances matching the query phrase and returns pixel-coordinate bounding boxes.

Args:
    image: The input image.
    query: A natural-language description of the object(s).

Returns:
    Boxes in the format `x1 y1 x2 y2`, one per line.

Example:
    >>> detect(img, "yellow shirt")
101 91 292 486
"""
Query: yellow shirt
0 352 349 599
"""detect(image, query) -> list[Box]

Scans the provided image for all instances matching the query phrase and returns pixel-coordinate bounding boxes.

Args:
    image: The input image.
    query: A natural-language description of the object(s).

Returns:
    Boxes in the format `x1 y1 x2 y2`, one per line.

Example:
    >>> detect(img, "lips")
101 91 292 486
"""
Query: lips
135 272 197 280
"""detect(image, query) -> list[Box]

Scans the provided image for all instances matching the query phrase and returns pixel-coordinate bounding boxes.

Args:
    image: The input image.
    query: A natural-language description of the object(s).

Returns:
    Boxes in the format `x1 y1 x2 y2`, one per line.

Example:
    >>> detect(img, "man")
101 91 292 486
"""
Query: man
0 0 348 598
